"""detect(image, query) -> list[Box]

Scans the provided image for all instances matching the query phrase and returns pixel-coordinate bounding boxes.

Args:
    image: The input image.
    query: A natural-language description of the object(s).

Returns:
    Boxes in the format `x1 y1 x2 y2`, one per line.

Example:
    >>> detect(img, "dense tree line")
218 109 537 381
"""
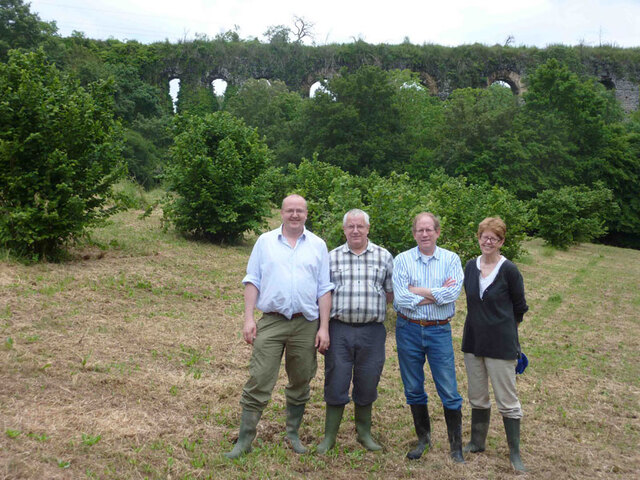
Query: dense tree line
1 0 639 260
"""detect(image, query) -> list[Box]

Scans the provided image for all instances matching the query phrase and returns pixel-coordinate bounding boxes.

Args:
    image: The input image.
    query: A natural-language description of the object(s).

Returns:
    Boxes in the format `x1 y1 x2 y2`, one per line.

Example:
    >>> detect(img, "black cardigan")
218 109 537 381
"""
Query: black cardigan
462 258 528 360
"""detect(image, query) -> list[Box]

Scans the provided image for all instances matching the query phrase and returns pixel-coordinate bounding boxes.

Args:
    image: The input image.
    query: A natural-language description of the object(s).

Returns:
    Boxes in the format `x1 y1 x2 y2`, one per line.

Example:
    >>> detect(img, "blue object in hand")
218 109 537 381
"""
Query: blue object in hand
515 352 528 374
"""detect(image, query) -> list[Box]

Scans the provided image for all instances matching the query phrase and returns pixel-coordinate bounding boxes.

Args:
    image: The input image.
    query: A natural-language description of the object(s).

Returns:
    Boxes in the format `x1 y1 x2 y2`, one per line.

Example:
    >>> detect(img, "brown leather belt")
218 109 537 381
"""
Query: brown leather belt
265 311 305 319
396 312 451 327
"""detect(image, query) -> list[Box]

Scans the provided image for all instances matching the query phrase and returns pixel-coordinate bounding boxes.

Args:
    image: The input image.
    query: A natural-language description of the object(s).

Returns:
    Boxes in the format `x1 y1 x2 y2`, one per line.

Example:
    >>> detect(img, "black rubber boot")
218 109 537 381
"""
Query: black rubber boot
355 403 382 451
503 417 527 473
285 403 308 454
224 409 262 459
464 408 491 453
406 404 431 460
316 404 345 454
444 408 465 463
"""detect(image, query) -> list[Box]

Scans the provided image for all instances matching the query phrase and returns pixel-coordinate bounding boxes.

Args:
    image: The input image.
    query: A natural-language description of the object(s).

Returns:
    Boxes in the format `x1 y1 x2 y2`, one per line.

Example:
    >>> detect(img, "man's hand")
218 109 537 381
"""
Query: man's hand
315 326 330 354
442 277 456 288
243 317 257 345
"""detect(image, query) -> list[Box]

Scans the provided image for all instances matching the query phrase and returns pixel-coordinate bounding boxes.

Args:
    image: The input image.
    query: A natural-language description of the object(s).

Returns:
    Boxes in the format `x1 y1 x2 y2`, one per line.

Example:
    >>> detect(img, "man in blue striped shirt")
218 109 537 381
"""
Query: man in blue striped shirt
392 212 465 463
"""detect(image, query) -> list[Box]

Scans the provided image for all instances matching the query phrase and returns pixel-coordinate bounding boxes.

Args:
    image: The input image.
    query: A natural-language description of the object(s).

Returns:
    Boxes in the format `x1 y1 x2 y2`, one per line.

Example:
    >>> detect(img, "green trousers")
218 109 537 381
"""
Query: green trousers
241 313 318 412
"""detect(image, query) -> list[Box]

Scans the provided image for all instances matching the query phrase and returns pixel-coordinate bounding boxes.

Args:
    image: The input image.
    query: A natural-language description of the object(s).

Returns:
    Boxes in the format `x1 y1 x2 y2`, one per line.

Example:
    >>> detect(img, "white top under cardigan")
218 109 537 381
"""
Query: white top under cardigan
476 255 507 299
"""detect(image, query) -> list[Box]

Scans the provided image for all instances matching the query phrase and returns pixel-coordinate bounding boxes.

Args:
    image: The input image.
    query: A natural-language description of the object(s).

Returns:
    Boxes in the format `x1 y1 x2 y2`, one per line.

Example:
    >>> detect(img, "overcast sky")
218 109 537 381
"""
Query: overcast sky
28 0 640 48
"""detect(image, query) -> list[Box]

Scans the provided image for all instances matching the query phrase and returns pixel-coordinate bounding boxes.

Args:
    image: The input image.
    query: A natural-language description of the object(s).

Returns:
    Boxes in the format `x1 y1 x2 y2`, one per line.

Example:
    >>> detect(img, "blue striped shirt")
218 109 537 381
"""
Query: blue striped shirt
392 245 464 321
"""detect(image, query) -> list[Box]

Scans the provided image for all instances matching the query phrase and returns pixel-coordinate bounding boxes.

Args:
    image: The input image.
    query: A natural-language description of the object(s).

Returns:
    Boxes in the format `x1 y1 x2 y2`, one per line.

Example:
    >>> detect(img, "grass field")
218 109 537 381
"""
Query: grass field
1 205 639 479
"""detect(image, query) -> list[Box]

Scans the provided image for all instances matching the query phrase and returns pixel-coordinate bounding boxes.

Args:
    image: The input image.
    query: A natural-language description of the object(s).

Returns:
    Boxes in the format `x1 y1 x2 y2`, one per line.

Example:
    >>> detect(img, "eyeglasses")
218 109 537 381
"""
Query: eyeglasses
480 235 501 244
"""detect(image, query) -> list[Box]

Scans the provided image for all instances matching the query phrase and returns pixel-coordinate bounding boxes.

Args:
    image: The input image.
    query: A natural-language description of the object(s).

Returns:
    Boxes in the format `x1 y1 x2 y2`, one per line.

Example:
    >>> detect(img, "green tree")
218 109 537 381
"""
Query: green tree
391 71 444 179
0 50 125 259
296 66 409 175
224 78 303 167
434 85 519 183
531 183 618 249
176 82 219 116
163 112 272 242
0 0 58 60
487 59 624 198
123 115 173 189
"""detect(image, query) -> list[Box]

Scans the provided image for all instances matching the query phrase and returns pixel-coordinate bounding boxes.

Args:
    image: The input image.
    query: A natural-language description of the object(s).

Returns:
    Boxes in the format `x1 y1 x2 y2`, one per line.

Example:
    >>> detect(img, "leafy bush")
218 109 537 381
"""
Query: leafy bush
424 172 531 263
0 50 125 260
284 156 351 233
531 183 619 249
283 160 530 262
125 115 173 189
163 112 272 242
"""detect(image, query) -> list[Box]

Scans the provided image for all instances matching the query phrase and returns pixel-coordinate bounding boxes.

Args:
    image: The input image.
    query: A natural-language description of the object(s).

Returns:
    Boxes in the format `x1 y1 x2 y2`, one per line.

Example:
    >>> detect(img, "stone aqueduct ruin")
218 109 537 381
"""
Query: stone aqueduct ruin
155 43 639 111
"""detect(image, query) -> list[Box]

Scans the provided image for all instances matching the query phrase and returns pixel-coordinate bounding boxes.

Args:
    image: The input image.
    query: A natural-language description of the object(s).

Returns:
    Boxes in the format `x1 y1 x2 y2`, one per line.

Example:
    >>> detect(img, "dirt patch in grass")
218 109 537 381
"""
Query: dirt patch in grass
1 212 639 479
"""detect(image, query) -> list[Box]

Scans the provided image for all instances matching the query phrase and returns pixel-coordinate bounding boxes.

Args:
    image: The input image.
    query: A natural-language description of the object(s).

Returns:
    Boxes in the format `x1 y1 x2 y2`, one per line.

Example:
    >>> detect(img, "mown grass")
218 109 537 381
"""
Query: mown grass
1 205 639 479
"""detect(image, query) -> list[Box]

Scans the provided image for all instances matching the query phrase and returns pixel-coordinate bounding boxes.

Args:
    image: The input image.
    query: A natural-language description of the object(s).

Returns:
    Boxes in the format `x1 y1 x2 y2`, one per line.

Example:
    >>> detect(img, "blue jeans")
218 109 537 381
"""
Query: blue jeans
395 315 463 410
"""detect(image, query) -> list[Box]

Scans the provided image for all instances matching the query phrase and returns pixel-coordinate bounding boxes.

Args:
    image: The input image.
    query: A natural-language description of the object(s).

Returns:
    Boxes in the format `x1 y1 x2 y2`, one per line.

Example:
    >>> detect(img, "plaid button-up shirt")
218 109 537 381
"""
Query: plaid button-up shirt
329 241 394 324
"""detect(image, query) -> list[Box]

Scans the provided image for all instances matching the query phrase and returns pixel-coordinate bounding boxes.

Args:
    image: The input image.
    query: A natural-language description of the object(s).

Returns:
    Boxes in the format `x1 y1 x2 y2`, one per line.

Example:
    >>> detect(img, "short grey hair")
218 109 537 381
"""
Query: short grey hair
343 209 370 226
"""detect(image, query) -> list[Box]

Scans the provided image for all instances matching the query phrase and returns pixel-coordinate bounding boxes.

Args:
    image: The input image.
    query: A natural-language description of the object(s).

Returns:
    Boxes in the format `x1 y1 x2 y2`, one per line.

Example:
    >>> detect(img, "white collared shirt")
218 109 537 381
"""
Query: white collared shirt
243 225 334 320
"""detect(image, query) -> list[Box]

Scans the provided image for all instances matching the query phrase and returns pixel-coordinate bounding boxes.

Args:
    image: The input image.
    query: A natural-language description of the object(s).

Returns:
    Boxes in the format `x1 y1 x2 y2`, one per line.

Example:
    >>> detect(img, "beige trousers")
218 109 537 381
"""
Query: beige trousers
464 352 523 419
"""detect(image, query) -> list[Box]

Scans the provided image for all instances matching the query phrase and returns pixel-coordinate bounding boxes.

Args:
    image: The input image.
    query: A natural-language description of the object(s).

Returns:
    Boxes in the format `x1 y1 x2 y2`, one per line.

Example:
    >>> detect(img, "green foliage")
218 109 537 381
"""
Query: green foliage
424 172 531 263
283 156 350 233
487 59 625 198
163 112 272 242
283 160 530 262
0 50 125 260
435 85 519 183
224 79 303 167
0 0 58 61
81 433 101 446
297 66 412 175
176 83 218 116
531 183 619 249
122 115 172 189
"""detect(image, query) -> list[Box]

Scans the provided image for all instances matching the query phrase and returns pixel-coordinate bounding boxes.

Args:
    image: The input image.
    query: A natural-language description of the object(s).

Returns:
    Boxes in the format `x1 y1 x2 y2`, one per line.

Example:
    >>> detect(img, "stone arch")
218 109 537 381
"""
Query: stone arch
302 68 338 97
487 70 526 95
309 80 330 98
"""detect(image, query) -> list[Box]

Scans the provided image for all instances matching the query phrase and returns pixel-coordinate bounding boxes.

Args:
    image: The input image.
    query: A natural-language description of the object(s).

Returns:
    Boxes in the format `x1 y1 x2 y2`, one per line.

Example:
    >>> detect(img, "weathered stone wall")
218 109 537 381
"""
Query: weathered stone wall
154 43 639 111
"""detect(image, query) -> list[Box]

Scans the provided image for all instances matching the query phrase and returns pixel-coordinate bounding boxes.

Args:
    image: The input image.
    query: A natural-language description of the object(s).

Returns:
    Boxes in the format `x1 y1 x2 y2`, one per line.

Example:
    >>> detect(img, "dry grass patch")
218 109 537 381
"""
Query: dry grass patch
1 211 639 479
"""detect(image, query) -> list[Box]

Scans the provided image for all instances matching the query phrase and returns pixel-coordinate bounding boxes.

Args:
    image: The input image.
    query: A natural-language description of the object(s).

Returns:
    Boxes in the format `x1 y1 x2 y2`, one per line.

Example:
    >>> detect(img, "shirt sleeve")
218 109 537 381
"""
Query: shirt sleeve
430 252 464 306
383 251 394 293
392 254 423 308
316 242 334 298
242 236 263 289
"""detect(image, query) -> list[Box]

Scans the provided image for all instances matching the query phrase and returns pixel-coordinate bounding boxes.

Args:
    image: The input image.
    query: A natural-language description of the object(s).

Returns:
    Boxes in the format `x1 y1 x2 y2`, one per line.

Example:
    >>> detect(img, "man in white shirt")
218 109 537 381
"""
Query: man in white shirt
225 194 333 459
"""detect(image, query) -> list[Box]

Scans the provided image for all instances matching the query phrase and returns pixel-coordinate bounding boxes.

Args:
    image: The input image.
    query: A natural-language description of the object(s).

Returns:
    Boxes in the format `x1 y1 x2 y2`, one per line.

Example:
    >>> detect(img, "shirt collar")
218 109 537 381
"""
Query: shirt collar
278 225 307 241
414 245 440 263
341 240 372 255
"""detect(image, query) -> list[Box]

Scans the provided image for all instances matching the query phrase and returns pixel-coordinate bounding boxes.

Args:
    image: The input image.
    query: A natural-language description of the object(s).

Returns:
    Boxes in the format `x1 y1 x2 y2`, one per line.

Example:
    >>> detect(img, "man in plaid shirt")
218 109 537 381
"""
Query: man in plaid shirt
316 209 394 454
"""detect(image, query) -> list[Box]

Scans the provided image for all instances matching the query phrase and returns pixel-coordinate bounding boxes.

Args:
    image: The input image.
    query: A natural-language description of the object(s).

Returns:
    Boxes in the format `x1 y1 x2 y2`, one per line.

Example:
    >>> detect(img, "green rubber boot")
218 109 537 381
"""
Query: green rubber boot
316 404 345 454
464 408 491 453
224 409 262 459
503 417 527 473
285 403 308 454
354 403 382 451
